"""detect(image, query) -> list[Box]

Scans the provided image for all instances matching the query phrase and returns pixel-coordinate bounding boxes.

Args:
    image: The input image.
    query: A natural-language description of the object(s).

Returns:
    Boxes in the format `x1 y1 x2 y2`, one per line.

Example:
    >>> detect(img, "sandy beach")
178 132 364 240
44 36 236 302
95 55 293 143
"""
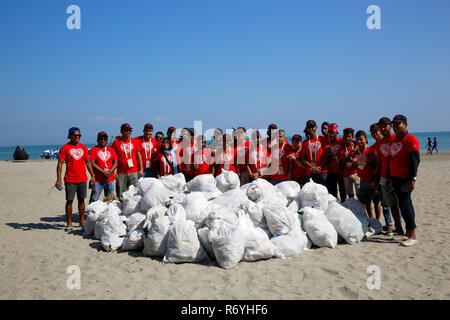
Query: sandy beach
1 152 449 300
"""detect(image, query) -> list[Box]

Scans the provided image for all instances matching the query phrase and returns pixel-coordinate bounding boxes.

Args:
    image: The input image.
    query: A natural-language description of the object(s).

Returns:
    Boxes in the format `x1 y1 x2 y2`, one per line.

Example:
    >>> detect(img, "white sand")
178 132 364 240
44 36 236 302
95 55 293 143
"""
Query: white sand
1 152 449 299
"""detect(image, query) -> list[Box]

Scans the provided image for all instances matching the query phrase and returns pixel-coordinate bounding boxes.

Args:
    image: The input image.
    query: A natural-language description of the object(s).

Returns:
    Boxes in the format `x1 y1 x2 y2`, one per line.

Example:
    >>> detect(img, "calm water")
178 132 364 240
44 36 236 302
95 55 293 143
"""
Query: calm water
1 131 449 160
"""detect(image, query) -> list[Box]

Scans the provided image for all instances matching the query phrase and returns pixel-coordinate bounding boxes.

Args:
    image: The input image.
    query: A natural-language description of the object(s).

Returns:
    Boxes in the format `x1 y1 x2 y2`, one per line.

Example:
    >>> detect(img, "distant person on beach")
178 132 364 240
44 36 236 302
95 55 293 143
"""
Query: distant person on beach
389 114 420 246
111 123 143 201
432 137 438 153
55 127 95 230
89 131 118 203
136 123 158 178
321 122 330 143
426 137 432 155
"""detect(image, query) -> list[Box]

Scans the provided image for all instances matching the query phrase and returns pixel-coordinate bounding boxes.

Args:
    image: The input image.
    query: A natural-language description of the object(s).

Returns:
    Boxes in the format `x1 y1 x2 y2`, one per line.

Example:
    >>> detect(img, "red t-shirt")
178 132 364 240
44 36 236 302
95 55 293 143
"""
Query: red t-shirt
193 148 213 176
270 141 294 181
389 133 420 178
327 139 344 174
58 143 89 183
339 144 357 178
368 139 382 178
354 146 372 183
136 136 158 171
157 152 176 176
301 136 329 175
379 134 396 178
236 140 251 175
215 148 237 175
89 146 118 182
111 138 142 174
247 145 268 175
180 143 197 175
292 148 307 180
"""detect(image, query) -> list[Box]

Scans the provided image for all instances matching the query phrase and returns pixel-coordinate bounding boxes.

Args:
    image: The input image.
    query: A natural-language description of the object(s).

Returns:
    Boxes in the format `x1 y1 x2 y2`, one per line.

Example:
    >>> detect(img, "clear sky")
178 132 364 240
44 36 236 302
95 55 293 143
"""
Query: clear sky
1 0 449 146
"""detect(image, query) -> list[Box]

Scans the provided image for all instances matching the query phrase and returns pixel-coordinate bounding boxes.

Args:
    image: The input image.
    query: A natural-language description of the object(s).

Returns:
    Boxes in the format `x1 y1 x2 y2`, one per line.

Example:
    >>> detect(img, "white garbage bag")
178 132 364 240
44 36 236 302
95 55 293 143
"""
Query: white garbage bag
143 206 168 231
160 173 186 193
246 178 276 202
101 230 124 252
141 183 172 212
198 227 215 259
126 212 146 231
324 200 365 245
120 227 146 251
210 188 251 211
204 203 239 229
83 211 101 237
143 215 171 257
186 174 217 192
301 207 337 248
298 180 329 211
242 227 276 262
215 169 240 193
167 203 187 224
122 195 143 217
270 228 311 259
182 192 209 226
163 220 209 264
137 177 164 195
209 220 245 269
94 209 127 240
122 185 139 200
240 202 267 229
276 181 301 200
263 204 294 236
86 200 107 214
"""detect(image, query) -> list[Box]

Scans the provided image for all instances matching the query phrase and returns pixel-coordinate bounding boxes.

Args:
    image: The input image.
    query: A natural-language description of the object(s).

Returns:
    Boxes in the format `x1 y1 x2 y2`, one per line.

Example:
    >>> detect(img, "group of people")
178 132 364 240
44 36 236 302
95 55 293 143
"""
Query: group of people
426 137 438 155
55 115 420 246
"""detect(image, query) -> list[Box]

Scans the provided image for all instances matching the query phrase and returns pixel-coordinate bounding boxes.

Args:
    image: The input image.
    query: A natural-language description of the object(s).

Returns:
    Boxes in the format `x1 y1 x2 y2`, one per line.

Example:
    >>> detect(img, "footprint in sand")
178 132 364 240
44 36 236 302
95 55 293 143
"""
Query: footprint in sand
339 285 359 299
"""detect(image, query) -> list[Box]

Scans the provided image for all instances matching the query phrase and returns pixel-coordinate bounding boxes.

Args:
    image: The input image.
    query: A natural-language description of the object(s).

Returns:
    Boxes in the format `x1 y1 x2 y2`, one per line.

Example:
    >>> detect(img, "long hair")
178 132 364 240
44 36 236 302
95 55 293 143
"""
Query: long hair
160 137 173 153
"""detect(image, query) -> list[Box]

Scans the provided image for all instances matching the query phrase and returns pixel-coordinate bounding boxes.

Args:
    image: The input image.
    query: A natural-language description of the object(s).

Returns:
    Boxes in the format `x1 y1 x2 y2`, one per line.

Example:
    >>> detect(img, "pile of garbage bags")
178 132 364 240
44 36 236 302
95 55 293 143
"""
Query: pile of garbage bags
84 170 382 269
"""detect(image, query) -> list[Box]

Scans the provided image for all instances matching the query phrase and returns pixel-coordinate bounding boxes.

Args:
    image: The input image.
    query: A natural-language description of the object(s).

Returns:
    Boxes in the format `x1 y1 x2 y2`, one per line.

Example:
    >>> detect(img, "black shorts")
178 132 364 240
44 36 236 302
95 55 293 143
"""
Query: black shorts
65 182 87 201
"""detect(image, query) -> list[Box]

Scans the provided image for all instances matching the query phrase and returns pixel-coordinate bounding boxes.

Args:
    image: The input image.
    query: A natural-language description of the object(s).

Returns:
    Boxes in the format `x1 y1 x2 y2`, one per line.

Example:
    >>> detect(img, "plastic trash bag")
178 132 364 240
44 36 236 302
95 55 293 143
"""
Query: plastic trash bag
242 227 276 262
276 181 301 201
122 195 143 217
324 200 365 245
204 203 239 229
342 198 369 234
263 203 294 236
143 206 168 231
246 178 276 202
163 220 209 264
167 203 187 224
270 228 311 259
301 207 337 248
186 174 217 192
141 183 172 212
210 188 251 211
120 227 145 251
367 218 383 236
137 177 165 195
240 202 267 229
95 210 127 240
86 200 107 215
215 169 240 193
183 192 210 226
126 212 146 231
160 173 186 193
101 230 124 252
143 215 171 257
198 227 215 259
83 211 101 237
209 219 245 269
298 180 329 211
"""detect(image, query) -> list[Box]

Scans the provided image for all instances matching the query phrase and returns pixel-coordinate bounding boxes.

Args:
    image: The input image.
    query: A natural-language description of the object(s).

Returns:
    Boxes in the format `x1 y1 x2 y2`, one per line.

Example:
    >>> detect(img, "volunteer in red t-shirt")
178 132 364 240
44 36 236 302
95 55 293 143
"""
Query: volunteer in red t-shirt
287 134 307 186
377 117 403 237
235 127 251 185
262 123 279 158
156 137 179 177
179 128 197 182
136 123 158 178
325 123 346 202
267 129 294 185
214 134 237 175
300 120 329 187
193 135 214 176
111 123 143 201
321 121 330 145
369 123 394 231
55 127 95 230
167 126 182 169
89 131 118 203
389 114 420 246
246 130 269 181
338 128 359 199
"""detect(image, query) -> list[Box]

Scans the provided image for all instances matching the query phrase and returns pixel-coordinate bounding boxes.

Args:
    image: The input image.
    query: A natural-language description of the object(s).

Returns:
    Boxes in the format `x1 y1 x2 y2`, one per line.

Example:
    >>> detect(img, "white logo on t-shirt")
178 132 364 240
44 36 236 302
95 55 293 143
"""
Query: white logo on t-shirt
380 144 390 157
69 148 84 160
390 142 403 156
97 150 111 162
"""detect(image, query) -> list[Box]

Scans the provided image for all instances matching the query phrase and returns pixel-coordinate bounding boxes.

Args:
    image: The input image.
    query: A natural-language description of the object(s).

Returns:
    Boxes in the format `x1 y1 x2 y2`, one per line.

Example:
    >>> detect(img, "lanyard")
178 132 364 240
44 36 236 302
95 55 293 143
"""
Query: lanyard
309 138 319 163
100 147 109 168
121 139 132 159
144 139 152 159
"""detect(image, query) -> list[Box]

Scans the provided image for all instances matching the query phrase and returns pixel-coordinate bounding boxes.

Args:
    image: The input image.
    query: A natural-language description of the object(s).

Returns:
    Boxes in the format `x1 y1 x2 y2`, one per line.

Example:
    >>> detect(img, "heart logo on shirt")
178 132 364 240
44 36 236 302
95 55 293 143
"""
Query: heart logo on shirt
380 144 390 157
330 144 341 155
121 143 133 154
97 150 111 162
142 141 153 152
70 148 84 160
390 142 403 156
308 141 322 153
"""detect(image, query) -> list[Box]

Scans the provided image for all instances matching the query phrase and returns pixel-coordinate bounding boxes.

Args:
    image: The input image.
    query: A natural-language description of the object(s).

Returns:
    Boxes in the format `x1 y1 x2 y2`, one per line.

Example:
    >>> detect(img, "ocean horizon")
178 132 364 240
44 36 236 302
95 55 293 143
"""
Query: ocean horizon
2 131 449 160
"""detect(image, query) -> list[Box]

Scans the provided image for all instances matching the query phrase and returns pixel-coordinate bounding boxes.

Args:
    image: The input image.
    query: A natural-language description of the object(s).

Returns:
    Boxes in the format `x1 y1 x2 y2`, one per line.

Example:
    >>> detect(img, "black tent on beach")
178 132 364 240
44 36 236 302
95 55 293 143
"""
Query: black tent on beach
13 145 29 160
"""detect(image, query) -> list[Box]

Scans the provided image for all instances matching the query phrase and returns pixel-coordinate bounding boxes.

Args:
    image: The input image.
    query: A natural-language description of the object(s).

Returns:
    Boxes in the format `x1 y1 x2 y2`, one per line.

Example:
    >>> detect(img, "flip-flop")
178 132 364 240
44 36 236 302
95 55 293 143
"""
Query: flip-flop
401 239 418 247
64 226 74 231
393 235 409 242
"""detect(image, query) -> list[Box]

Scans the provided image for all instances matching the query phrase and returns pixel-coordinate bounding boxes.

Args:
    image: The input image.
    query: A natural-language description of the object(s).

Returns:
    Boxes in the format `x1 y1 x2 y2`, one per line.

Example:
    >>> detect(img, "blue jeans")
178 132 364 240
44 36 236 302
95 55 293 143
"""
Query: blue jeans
308 173 328 187
89 181 115 204
141 169 157 178
270 179 284 186
391 177 416 230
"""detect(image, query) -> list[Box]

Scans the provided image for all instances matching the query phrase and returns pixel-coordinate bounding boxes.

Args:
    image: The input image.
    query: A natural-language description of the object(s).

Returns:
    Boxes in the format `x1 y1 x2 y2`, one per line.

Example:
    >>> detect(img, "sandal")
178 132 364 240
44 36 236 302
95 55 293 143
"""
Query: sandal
401 239 418 247
64 226 74 231
393 235 409 242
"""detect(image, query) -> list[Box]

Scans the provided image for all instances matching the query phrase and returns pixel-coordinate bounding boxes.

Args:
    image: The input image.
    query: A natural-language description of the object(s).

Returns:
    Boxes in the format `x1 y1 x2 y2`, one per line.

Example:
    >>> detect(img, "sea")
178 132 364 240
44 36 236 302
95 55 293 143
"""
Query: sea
1 131 449 160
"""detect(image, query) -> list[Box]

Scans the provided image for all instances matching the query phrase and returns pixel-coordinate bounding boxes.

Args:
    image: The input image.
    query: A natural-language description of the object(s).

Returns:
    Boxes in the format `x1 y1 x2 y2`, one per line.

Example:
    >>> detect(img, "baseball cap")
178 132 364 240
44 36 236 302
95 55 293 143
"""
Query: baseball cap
97 131 108 140
144 123 153 129
370 123 380 132
121 123 133 131
68 127 80 135
329 123 339 133
378 117 391 126
392 114 407 123
268 123 278 130
292 134 302 142
306 120 317 128
356 130 367 138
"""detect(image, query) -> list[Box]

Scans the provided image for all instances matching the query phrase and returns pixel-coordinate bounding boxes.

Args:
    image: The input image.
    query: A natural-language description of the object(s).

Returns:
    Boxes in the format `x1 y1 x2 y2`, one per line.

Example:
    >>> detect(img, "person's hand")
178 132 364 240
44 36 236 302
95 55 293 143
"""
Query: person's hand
90 176 96 186
193 164 200 170
102 169 111 179
287 154 295 161
55 180 62 190
114 172 118 180
311 165 321 175
405 180 415 192
138 169 144 177
251 172 259 180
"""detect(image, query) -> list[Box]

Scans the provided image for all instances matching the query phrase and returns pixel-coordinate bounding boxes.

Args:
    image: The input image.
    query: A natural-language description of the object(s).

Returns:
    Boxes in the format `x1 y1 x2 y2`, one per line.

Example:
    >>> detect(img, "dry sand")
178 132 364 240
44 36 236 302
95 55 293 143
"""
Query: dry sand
1 152 449 300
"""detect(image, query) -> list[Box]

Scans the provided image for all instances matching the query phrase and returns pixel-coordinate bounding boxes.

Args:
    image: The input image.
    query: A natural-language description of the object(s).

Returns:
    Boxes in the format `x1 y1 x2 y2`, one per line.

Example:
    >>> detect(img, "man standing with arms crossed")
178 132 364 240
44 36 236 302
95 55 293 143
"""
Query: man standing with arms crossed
112 123 143 201
389 115 420 246
55 127 95 230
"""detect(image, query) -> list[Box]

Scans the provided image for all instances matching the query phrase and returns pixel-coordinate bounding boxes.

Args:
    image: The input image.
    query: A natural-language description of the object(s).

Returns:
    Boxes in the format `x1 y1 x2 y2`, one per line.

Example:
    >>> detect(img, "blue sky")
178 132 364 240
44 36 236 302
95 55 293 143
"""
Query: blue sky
1 0 449 146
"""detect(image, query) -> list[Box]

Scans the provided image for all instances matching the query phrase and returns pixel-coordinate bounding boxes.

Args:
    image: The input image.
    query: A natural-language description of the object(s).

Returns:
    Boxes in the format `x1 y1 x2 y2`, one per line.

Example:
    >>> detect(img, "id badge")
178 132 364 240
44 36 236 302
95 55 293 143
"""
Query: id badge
127 159 134 168
145 160 151 169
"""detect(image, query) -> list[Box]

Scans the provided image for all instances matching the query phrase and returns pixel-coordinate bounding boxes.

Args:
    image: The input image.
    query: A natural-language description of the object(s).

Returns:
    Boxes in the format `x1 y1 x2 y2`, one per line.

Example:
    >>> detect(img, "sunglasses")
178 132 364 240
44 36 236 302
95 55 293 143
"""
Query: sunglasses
98 137 108 141
73 134 82 137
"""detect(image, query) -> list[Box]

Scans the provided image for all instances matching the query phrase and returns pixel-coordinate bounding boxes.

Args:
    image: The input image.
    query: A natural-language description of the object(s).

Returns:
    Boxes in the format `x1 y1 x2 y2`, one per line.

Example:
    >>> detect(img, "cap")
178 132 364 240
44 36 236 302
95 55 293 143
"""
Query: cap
268 123 278 130
306 120 317 128
329 124 339 133
167 126 176 132
97 131 108 140
144 123 153 129
392 114 407 123
120 123 133 131
356 130 367 138
292 134 302 141
68 127 80 135
378 117 391 126
370 123 380 132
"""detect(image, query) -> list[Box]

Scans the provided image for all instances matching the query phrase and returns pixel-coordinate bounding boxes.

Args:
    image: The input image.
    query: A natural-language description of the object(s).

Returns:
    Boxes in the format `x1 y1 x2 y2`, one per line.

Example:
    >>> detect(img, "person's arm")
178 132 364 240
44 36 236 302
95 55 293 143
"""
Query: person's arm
85 157 95 185
405 150 420 192
55 159 64 189
136 152 143 176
